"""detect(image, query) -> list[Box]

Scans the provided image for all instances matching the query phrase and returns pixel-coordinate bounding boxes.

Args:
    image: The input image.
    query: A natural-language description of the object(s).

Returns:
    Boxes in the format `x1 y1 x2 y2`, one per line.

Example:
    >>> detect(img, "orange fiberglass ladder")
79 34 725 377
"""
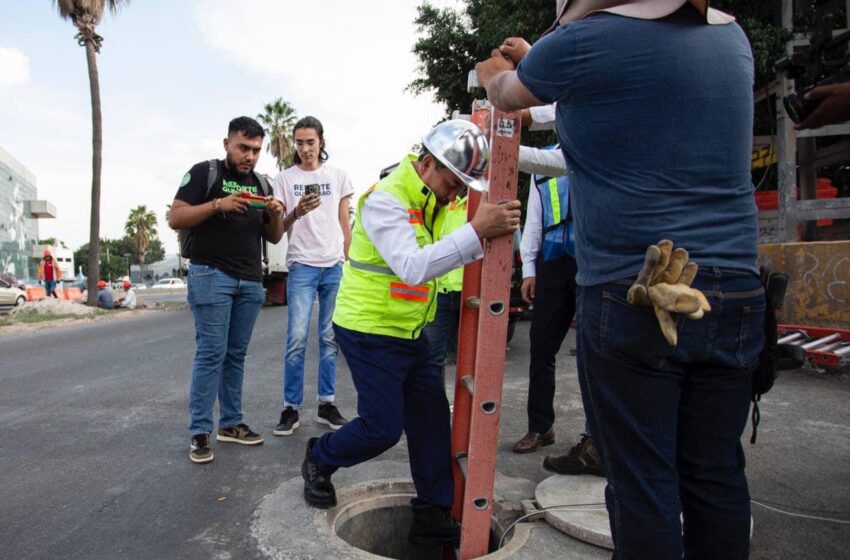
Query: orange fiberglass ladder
777 325 850 368
450 100 522 559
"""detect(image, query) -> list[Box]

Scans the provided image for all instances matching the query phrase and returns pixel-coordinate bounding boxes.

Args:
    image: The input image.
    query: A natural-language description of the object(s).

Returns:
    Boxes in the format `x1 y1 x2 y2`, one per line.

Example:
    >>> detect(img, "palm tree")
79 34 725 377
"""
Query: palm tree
53 0 129 306
257 98 298 171
125 205 157 282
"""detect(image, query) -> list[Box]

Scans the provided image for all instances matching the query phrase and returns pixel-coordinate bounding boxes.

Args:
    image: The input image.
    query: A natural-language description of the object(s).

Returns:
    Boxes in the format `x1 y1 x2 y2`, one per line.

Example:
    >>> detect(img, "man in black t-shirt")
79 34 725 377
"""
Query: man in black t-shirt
169 116 286 464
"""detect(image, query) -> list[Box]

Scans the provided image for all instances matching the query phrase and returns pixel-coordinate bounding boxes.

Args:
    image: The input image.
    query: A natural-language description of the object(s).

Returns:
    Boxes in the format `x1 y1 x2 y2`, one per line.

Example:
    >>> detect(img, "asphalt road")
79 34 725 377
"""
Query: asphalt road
0 307 847 559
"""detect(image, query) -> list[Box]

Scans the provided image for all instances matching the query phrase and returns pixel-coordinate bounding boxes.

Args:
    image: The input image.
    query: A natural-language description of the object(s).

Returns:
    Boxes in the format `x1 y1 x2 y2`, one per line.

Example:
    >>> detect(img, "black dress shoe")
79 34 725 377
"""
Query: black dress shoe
302 437 337 508
512 428 555 454
408 504 460 547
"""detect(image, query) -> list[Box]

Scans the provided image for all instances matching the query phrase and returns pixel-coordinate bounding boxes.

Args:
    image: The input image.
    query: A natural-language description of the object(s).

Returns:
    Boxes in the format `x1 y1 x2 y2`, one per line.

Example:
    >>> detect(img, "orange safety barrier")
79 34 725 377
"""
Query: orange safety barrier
26 286 46 301
63 287 83 301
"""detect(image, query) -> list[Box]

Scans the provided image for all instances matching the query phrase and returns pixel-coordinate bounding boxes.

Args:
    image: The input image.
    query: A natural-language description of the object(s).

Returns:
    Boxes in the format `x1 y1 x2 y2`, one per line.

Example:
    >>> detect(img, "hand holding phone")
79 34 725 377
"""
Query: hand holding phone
238 192 269 208
304 184 320 197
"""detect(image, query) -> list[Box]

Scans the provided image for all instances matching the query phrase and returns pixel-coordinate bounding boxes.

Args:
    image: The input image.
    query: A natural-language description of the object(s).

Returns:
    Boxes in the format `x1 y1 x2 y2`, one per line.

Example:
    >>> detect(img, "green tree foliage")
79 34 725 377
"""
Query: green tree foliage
410 0 552 119
411 0 795 114
74 236 164 278
410 1 844 200
257 98 298 171
53 0 130 304
410 1 554 214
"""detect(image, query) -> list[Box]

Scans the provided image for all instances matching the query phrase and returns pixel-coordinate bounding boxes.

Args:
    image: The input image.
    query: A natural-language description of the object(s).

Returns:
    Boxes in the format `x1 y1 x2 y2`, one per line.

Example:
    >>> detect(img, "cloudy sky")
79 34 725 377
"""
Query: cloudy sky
0 0 462 256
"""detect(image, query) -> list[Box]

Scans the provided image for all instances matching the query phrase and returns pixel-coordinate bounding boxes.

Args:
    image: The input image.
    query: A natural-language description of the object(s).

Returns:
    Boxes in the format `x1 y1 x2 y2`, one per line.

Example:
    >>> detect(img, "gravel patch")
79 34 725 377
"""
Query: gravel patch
0 298 159 337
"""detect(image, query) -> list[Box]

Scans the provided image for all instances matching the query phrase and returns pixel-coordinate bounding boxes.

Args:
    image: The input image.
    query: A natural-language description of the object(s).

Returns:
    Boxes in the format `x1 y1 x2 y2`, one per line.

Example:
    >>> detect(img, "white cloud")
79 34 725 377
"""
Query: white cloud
0 47 31 89
4 0 470 257
196 0 451 195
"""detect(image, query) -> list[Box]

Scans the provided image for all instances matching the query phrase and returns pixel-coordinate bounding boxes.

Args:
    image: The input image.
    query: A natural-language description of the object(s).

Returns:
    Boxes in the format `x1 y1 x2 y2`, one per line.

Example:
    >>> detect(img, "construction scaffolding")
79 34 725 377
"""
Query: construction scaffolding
768 0 850 242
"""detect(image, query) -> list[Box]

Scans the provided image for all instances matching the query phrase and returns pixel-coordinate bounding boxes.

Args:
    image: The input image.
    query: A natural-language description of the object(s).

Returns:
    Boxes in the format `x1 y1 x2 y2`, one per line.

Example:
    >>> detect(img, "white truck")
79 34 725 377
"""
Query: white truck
263 235 289 305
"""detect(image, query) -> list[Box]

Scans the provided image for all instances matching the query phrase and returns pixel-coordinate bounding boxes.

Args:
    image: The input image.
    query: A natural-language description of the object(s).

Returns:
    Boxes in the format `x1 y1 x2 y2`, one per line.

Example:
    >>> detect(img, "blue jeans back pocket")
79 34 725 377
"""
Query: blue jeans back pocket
736 303 766 370
600 285 676 369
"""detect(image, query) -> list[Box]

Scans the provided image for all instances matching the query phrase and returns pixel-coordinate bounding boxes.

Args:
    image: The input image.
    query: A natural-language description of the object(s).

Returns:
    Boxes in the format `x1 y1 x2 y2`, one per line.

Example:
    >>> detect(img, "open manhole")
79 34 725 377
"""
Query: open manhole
329 481 530 559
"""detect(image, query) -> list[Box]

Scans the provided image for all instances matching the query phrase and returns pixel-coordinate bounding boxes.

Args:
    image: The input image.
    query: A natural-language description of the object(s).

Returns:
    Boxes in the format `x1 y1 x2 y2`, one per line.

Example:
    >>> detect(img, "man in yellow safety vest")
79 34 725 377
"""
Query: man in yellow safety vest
300 120 521 548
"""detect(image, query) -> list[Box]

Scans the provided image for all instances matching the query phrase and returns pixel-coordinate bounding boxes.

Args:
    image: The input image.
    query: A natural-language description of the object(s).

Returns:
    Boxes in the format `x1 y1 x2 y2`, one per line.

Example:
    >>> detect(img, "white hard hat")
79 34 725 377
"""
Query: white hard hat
422 120 490 192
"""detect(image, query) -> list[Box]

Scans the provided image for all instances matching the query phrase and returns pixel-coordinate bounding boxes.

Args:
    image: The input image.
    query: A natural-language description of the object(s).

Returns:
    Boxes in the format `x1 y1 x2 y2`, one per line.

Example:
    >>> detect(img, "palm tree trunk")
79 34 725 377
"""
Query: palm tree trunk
84 39 103 306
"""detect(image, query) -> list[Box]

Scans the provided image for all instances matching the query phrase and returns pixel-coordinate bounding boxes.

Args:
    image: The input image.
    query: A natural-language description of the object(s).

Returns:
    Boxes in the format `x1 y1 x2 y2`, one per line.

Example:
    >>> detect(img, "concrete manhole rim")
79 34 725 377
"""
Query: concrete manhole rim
327 478 533 559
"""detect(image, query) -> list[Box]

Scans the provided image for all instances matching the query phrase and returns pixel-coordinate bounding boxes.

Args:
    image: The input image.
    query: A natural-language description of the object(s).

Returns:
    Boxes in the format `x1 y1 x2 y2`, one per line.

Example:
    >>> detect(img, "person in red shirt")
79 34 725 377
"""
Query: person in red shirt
37 250 62 298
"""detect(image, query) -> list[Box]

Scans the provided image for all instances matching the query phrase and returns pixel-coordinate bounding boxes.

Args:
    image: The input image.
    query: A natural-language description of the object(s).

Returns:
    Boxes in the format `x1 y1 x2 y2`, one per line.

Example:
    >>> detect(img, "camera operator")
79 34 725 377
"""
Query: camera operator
796 83 850 129
476 1 764 559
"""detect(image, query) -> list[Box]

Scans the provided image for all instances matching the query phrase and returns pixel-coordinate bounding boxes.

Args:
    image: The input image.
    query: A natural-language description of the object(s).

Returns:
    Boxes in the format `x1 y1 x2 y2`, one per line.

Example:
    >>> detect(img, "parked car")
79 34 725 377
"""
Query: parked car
0 277 27 308
152 278 185 289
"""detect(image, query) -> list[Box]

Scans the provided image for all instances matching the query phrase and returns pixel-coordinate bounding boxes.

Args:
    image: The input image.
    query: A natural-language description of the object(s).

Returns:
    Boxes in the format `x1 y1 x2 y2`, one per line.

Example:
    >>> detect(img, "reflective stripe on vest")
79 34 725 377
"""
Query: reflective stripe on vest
390 282 430 302
408 209 424 225
349 258 393 276
547 178 561 228
534 172 575 261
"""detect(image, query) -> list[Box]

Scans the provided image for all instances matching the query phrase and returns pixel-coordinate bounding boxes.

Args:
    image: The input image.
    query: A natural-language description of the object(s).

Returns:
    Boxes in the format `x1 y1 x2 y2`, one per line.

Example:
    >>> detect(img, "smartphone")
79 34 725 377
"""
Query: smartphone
238 192 268 208
304 184 320 197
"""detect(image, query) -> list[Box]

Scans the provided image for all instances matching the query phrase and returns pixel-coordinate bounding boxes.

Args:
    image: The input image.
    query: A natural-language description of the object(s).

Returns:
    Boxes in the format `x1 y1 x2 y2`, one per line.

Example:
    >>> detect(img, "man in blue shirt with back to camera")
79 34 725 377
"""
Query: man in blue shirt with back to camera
477 1 764 559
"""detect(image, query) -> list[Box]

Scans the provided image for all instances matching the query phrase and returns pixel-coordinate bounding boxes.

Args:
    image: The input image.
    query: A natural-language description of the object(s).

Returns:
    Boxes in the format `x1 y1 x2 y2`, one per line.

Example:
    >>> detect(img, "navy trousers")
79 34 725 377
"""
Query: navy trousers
578 267 764 560
311 324 454 508
527 253 578 433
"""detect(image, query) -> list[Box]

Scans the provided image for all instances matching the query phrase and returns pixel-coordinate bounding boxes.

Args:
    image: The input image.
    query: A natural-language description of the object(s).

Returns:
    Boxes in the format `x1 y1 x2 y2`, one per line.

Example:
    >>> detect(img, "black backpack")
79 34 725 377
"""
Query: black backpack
178 160 272 259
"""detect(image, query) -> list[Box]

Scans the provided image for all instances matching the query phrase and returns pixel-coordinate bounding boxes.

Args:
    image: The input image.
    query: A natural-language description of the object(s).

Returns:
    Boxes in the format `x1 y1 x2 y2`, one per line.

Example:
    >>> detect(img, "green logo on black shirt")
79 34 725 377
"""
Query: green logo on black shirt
179 173 191 188
222 179 258 195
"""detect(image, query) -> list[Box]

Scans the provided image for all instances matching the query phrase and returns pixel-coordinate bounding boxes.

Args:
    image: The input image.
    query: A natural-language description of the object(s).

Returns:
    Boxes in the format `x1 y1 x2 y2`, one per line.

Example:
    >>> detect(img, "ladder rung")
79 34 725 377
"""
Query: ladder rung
819 342 844 352
801 334 841 350
833 344 850 357
456 453 468 479
460 375 474 395
778 332 805 344
465 296 481 309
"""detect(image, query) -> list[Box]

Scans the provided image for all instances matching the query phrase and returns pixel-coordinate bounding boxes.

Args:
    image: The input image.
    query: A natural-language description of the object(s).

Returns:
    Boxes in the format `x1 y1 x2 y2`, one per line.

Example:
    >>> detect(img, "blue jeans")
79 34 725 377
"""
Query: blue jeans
283 262 343 409
422 291 461 369
577 267 764 560
312 324 453 508
187 264 265 435
44 280 57 298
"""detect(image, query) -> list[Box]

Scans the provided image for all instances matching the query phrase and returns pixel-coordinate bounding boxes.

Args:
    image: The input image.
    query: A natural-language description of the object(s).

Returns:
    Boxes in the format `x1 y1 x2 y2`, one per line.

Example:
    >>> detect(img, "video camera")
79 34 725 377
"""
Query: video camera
775 11 850 124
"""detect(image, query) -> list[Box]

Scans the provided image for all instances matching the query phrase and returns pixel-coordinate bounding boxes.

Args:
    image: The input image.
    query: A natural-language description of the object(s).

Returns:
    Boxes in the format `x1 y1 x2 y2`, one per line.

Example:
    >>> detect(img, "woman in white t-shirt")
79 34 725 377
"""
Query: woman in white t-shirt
271 116 354 436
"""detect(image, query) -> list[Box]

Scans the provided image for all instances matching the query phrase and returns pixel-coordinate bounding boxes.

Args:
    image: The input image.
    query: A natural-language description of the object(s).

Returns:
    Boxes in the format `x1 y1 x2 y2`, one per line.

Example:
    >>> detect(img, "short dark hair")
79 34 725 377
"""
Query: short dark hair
418 147 445 170
293 116 329 164
228 116 265 139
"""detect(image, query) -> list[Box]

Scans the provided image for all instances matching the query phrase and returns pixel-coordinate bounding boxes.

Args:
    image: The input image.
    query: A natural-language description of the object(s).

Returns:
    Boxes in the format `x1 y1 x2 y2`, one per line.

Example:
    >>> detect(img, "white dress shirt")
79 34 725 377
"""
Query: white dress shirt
518 148 568 279
360 191 483 286
528 104 557 131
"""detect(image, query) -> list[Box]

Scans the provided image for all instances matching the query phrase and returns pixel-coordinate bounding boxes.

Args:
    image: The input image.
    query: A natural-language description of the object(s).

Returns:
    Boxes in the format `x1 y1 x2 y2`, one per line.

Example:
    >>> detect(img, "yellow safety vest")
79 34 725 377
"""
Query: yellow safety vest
333 155 440 339
433 196 467 293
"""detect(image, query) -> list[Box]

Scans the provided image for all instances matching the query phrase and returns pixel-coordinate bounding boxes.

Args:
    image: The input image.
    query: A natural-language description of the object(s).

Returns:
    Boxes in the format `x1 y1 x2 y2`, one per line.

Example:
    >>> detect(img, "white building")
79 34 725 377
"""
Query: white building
0 146 59 281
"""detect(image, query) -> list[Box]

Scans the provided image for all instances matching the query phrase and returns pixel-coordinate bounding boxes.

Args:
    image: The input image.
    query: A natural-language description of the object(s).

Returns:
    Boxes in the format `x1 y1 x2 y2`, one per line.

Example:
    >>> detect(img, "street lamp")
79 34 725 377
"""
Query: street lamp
124 253 132 281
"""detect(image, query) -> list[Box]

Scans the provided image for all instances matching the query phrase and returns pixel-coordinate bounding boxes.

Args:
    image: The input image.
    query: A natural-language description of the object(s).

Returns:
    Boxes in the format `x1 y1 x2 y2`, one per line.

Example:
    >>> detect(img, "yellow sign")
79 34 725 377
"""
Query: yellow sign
752 144 777 170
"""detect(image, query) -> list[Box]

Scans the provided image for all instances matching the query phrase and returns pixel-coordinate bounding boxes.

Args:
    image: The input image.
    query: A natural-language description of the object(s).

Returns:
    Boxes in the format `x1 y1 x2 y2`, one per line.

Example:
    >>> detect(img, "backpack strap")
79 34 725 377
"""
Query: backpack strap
254 171 271 197
253 171 272 267
205 159 220 201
